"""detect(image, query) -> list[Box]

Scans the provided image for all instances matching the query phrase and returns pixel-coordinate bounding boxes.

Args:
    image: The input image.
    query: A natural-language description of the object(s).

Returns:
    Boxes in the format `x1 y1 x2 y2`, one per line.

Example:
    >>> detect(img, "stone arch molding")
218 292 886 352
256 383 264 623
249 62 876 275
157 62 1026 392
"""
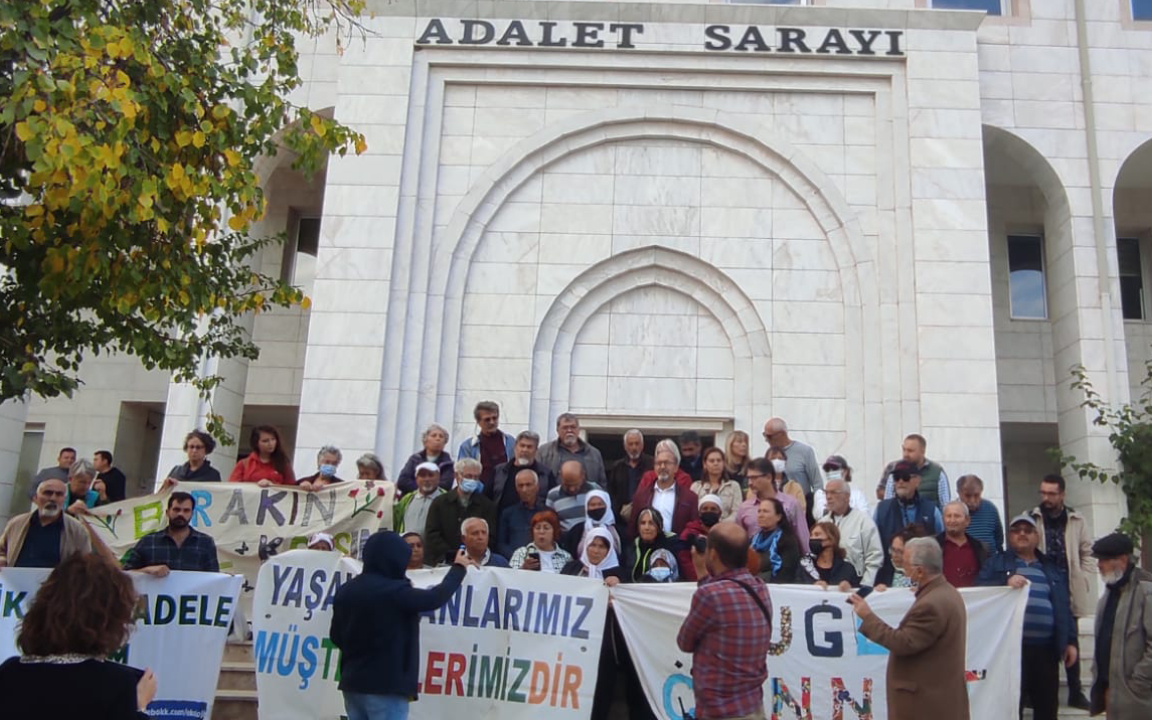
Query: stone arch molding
417 104 878 433
530 246 771 430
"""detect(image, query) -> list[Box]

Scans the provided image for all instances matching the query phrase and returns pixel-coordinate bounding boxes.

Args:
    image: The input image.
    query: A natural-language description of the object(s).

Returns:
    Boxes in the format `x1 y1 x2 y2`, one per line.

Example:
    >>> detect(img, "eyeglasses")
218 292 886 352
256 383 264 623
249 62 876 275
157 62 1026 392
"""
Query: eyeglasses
893 477 914 483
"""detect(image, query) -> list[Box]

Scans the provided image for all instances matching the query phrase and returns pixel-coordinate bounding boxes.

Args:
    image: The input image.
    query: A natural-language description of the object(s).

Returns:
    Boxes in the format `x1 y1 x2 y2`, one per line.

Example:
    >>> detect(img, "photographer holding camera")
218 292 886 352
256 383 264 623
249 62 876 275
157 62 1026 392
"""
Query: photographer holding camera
676 522 774 720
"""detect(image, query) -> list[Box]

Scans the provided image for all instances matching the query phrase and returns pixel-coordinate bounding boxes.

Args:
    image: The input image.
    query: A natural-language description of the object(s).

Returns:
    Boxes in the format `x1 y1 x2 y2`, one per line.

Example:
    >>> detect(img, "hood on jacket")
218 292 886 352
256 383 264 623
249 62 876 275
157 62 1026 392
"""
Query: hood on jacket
362 531 411 579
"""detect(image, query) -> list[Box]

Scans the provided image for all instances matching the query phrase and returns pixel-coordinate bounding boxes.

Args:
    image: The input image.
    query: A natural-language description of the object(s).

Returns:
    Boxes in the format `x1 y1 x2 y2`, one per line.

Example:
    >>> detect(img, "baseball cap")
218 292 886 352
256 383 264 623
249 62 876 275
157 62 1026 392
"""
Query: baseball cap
891 461 919 480
822 455 849 471
1009 513 1037 529
415 461 440 475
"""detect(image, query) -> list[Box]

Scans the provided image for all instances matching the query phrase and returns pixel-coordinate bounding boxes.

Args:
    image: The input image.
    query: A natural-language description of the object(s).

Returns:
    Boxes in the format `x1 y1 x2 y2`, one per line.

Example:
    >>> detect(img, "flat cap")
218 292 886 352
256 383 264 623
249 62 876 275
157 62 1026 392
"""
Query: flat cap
1091 532 1134 559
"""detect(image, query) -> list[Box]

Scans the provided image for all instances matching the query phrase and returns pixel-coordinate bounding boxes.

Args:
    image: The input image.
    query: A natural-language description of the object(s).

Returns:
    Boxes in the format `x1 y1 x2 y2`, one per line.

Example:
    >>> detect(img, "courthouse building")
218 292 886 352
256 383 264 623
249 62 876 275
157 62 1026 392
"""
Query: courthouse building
3 0 1151 544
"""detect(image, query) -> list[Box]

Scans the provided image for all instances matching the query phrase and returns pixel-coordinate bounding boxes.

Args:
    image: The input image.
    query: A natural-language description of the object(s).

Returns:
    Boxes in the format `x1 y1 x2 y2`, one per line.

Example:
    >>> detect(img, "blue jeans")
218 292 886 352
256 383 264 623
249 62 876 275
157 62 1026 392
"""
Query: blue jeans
342 692 410 720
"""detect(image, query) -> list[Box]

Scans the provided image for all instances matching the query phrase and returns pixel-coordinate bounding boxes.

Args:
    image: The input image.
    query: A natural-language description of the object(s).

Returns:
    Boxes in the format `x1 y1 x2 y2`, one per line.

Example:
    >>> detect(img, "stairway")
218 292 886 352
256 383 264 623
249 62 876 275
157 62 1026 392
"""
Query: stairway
212 641 257 720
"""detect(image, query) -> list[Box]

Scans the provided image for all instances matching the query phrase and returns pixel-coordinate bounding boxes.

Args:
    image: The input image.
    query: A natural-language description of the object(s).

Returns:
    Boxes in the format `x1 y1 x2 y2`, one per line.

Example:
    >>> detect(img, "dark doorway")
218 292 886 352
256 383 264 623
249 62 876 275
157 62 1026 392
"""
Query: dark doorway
586 430 715 465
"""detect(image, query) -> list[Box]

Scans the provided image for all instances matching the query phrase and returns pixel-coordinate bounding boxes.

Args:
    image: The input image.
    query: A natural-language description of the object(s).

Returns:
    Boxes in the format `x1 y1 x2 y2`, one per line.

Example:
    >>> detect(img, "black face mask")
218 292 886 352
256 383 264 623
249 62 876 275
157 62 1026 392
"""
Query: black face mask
587 507 607 522
808 539 825 555
699 511 721 527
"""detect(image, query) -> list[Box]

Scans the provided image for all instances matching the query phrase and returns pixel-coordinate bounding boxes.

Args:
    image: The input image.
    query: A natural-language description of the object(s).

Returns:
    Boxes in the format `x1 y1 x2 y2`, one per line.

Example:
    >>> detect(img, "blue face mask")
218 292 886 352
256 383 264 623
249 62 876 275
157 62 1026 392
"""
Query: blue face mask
319 464 337 477
648 566 672 582
460 479 484 495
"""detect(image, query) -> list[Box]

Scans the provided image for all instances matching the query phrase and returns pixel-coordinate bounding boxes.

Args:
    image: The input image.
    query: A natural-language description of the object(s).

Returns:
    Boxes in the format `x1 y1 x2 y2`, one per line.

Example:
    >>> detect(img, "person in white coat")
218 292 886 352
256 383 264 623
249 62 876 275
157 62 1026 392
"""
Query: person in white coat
820 479 884 586
812 455 870 520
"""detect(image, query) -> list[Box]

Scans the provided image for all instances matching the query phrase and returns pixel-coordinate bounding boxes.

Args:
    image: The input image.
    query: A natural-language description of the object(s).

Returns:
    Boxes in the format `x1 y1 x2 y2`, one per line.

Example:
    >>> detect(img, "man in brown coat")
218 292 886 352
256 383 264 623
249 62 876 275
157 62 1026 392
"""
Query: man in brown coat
849 537 969 720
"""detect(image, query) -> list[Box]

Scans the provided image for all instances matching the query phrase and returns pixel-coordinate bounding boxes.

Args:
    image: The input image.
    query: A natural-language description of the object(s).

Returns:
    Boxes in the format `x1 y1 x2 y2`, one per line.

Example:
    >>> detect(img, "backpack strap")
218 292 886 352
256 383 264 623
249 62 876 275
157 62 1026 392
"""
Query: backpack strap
719 577 772 627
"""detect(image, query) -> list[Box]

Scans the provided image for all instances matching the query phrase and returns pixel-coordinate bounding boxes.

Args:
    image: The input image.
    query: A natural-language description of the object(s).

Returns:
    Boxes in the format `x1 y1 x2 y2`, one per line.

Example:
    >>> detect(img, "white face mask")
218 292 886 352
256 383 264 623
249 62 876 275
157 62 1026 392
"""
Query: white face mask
770 459 786 474
826 470 844 482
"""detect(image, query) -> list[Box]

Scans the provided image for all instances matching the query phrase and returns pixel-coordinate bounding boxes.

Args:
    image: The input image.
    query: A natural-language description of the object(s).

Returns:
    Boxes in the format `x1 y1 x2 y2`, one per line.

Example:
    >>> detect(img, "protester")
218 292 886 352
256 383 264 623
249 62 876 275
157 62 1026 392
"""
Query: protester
422 458 497 565
607 429 653 522
489 430 555 511
497 469 546 558
456 400 516 489
677 430 704 482
562 527 621 585
724 430 751 489
956 474 1004 551
0 478 95 568
850 538 969 720
165 430 223 482
0 553 158 718
1089 532 1152 718
229 425 295 486
330 532 473 720
873 460 943 560
937 500 987 588
65 458 103 514
395 423 454 494
355 453 387 481
393 462 445 538
736 458 809 547
624 507 684 582
93 450 127 503
509 510 572 573
689 446 742 522
546 460 603 532
308 532 335 552
677 494 724 582
459 517 509 568
630 439 698 538
977 514 1077 720
766 445 807 513
402 532 428 570
877 433 950 506
640 549 680 583
561 489 621 557
33 447 76 486
537 413 608 487
762 416 822 493
298 445 347 491
874 526 925 590
122 492 220 574
797 521 860 589
677 522 773 720
751 497 801 584
820 479 883 586
1030 474 1095 710
811 455 870 519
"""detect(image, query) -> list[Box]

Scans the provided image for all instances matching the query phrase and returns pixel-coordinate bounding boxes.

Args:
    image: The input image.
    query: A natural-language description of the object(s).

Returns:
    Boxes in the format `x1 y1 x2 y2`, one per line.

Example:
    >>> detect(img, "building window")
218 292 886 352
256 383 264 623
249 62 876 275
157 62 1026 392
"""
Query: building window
1007 234 1047 319
281 213 320 287
930 0 1004 15
1118 237 1145 320
1135 0 1152 21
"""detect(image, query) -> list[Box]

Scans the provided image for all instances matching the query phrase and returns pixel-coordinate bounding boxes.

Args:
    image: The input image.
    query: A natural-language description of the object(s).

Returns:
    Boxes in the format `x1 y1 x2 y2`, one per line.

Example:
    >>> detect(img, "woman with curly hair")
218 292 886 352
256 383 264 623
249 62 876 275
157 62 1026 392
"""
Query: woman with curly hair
0 554 157 717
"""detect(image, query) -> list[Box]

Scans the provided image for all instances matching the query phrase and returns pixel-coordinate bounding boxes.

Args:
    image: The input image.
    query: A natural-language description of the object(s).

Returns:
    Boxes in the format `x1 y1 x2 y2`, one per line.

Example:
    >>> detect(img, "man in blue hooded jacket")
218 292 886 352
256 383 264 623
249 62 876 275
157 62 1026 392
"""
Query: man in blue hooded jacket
330 531 473 720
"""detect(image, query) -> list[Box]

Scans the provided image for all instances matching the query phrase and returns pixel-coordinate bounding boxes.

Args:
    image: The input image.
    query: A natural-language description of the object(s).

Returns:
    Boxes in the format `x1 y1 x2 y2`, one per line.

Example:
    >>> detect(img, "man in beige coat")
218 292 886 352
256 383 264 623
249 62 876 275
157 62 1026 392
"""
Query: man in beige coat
1089 533 1152 719
0 478 93 567
849 537 969 720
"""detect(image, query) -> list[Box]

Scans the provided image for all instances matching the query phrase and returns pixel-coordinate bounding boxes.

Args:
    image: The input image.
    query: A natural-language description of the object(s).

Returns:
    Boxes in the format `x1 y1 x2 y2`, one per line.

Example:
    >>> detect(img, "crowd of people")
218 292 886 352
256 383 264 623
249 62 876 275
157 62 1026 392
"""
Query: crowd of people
1 399 1150 720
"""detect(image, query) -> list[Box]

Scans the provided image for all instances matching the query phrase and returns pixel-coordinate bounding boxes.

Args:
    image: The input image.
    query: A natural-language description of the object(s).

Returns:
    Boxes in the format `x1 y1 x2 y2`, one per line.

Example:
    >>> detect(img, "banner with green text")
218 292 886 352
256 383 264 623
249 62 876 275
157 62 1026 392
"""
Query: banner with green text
252 550 610 720
85 481 392 605
0 568 241 720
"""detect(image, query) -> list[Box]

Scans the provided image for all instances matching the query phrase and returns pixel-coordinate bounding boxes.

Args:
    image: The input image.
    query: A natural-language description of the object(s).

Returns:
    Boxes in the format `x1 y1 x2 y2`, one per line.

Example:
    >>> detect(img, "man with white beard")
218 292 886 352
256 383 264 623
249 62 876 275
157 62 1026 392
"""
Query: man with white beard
537 413 607 489
489 430 556 511
0 478 95 567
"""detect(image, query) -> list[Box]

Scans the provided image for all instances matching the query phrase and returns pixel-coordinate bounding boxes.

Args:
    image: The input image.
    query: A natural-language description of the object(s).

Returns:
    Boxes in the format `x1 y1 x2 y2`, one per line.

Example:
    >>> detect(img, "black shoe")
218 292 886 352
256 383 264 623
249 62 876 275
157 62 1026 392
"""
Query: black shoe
1068 693 1091 711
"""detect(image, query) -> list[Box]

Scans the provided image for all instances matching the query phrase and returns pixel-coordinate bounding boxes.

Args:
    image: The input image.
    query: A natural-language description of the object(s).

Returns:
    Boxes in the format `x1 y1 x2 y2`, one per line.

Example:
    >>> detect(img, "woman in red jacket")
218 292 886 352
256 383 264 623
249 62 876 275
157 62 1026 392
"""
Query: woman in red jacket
228 425 296 486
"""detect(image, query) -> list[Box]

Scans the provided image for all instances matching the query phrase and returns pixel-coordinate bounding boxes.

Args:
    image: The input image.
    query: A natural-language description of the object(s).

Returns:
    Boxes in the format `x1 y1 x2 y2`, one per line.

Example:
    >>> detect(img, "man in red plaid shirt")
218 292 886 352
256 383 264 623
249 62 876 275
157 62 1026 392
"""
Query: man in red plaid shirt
676 523 773 720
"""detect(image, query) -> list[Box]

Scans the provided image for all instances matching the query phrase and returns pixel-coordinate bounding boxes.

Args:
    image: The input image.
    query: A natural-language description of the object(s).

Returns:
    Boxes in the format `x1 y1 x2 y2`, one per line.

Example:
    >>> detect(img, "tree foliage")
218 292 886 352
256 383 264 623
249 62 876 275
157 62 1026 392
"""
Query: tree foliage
1054 362 1152 543
0 0 366 441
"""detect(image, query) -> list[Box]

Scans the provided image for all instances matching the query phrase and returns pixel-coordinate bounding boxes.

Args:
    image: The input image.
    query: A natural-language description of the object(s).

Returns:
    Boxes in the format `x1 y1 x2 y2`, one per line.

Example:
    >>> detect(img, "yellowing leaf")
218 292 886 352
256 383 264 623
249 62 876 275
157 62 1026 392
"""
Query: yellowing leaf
309 114 327 137
228 214 246 231
15 121 32 141
354 136 367 154
192 131 206 148
175 130 192 147
32 99 46 113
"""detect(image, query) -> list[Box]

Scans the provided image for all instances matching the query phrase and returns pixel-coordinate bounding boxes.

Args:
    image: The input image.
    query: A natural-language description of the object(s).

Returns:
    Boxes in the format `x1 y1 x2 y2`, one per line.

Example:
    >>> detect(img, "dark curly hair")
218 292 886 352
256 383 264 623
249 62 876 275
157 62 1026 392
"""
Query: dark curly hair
18 554 138 657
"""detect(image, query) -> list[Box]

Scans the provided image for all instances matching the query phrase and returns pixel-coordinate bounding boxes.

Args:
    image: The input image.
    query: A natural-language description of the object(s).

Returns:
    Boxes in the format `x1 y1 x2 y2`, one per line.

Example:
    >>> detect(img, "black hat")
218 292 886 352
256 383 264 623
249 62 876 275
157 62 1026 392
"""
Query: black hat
822 454 850 472
1091 532 1134 559
891 461 920 480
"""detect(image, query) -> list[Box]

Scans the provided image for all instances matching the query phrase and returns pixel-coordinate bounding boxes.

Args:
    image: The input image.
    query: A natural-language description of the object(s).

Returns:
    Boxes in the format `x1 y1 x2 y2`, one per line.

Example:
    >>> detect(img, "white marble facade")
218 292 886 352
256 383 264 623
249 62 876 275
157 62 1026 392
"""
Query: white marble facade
10 0 1152 542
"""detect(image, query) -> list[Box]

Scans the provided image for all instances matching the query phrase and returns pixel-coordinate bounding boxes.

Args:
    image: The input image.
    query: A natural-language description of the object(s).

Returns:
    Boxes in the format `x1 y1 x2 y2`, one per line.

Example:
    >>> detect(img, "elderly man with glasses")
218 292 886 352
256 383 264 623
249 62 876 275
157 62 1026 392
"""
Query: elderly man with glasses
873 461 942 567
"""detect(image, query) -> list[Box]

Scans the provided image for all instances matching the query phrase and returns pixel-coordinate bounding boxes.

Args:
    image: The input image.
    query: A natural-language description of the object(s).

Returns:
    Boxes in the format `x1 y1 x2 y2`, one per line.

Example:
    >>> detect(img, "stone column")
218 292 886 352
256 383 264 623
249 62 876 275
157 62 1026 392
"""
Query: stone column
0 400 30 527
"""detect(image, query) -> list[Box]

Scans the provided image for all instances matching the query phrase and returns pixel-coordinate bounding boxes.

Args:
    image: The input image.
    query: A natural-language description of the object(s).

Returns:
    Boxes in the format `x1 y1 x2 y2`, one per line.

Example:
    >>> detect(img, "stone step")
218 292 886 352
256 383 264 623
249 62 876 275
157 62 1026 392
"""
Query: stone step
218 661 257 692
211 690 257 720
223 640 254 663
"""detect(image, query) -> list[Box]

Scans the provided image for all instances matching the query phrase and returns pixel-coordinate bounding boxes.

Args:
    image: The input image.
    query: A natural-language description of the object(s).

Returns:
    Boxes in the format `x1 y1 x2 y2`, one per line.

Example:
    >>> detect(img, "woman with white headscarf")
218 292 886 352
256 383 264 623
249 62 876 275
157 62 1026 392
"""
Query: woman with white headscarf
561 527 621 586
560 489 621 557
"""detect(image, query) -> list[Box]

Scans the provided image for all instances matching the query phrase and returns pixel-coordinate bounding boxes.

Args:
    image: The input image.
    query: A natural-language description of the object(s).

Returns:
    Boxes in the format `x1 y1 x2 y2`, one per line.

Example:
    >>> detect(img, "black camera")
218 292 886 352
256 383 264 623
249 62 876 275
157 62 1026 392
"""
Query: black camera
688 534 707 554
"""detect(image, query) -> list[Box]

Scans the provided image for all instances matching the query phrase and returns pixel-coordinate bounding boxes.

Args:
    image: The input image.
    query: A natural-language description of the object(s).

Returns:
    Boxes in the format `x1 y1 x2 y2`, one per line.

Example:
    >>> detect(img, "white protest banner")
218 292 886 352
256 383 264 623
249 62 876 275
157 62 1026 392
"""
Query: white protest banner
252 550 610 720
0 567 241 720
611 584 1028 720
86 481 391 602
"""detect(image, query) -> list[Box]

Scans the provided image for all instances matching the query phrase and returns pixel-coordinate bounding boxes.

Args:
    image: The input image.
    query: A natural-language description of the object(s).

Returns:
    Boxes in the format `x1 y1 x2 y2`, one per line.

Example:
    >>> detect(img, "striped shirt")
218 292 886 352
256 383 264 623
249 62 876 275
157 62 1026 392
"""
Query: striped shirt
546 481 603 532
967 499 1004 552
1015 558 1055 645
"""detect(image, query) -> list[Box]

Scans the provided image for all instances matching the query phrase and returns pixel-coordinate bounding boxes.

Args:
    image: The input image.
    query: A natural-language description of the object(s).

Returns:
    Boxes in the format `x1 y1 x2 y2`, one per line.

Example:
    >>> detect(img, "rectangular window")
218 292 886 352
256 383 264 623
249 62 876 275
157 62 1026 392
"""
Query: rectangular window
1007 234 1047 319
1135 0 1152 21
931 0 1004 15
1118 237 1145 320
